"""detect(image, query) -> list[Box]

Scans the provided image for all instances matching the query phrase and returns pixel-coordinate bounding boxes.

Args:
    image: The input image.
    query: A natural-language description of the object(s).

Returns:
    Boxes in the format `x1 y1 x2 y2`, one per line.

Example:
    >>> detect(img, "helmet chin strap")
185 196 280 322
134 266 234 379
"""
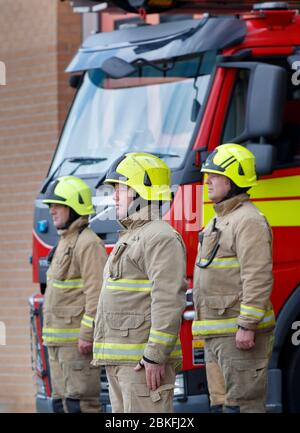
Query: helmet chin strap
126 194 148 217
60 208 81 230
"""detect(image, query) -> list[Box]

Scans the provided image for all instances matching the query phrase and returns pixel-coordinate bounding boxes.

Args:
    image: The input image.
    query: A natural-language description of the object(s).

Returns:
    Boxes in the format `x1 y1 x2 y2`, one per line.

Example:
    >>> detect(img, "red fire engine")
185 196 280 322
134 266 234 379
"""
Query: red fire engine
30 0 300 412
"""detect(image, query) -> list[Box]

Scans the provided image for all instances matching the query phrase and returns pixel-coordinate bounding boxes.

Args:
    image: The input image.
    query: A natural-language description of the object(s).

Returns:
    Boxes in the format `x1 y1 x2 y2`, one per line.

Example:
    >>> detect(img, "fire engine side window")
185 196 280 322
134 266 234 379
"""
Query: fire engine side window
221 70 250 143
222 61 300 167
272 68 300 167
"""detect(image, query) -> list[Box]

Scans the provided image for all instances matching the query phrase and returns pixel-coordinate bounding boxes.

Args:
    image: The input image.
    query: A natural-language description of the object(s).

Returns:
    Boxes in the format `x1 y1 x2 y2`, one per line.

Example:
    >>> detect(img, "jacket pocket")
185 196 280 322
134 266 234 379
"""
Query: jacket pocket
109 242 128 279
226 358 268 401
200 232 219 260
105 312 145 337
66 360 100 397
203 294 239 316
51 247 74 280
233 358 267 372
53 306 84 325
130 383 174 412
132 383 175 399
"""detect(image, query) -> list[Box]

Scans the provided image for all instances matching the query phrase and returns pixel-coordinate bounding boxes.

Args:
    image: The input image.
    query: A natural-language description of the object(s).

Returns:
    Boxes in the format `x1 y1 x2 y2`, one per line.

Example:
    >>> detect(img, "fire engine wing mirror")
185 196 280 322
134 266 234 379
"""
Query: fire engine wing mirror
101 57 136 79
69 74 83 89
219 61 286 142
246 143 276 176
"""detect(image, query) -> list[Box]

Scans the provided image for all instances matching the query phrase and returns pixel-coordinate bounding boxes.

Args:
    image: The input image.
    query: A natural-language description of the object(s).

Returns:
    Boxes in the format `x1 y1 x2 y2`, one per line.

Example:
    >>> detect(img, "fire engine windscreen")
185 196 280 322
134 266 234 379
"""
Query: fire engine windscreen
49 51 216 177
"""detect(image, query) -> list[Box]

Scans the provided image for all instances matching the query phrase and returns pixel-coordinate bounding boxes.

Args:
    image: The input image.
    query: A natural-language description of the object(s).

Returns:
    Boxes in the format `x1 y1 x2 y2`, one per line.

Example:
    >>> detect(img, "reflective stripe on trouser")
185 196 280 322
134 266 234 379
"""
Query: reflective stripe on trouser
198 257 240 269
52 278 83 289
48 346 101 413
42 328 80 344
105 278 152 292
93 340 182 362
192 310 275 337
204 332 274 413
106 364 176 413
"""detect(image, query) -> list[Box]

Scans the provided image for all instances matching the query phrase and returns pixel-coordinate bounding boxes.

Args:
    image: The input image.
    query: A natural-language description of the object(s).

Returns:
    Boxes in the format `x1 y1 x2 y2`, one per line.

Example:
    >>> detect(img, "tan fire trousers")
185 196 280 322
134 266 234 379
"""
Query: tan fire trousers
106 364 176 413
204 332 274 413
48 346 101 412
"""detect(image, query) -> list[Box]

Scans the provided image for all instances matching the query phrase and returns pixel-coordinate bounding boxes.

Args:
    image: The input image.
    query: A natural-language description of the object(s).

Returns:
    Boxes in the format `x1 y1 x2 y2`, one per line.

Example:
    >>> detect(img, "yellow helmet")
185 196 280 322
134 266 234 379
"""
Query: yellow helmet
201 143 257 188
105 152 172 201
43 176 95 215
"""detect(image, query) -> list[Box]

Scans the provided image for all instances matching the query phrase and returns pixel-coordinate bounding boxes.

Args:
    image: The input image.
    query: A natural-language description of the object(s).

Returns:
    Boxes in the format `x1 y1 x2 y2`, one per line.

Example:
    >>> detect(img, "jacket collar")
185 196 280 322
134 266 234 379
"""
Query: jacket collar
213 193 250 217
58 216 89 238
119 205 161 231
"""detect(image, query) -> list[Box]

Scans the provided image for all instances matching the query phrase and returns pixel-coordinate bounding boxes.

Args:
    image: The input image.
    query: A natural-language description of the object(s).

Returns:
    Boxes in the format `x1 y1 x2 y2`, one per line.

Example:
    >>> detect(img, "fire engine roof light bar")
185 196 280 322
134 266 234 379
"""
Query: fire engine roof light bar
253 2 289 10
69 1 107 13
92 2 108 11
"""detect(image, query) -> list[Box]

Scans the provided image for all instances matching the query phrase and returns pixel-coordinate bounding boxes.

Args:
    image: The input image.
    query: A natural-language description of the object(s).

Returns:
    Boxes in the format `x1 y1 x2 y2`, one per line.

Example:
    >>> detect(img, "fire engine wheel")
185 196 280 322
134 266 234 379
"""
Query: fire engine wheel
281 333 300 413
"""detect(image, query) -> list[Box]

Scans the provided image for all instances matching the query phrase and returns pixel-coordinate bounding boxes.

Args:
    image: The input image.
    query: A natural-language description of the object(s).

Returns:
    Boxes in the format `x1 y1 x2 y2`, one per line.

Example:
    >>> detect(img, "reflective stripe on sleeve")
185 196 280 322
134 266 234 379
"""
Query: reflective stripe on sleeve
42 327 80 343
149 329 178 346
240 304 265 320
81 314 94 329
170 344 182 358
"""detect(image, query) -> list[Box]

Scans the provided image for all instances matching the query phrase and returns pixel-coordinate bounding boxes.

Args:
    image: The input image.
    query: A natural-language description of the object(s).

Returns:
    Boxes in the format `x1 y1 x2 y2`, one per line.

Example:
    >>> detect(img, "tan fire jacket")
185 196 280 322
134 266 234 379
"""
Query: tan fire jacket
92 206 187 367
42 217 107 346
192 193 275 339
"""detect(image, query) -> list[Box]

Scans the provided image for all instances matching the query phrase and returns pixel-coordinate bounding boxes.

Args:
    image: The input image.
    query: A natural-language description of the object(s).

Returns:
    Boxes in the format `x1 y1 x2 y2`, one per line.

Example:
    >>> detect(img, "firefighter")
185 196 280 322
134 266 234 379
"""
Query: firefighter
192 143 275 413
92 152 187 413
42 176 107 413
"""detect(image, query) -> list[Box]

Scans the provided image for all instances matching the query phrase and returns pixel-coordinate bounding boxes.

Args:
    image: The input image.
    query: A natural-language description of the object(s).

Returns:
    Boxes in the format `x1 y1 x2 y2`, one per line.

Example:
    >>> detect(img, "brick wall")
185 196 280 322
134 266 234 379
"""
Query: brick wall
0 0 81 412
